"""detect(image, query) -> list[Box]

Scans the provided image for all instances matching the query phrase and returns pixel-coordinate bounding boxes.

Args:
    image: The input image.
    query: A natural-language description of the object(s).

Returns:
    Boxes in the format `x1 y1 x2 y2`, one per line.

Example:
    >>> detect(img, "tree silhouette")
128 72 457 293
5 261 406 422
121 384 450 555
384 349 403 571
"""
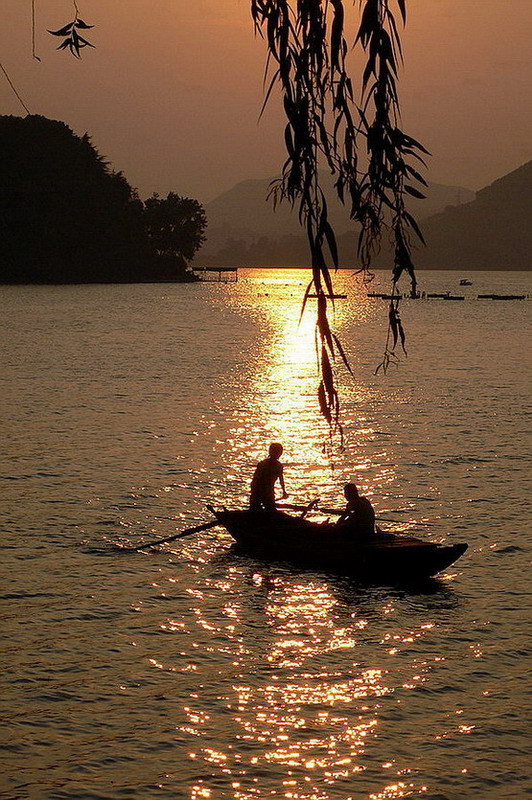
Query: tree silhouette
143 193 207 265
0 115 200 283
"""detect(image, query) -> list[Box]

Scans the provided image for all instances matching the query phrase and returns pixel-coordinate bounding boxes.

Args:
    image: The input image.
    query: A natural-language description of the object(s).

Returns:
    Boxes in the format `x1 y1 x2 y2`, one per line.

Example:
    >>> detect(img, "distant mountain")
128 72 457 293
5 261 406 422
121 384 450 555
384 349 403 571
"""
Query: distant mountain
201 163 531 271
415 160 532 270
202 173 474 263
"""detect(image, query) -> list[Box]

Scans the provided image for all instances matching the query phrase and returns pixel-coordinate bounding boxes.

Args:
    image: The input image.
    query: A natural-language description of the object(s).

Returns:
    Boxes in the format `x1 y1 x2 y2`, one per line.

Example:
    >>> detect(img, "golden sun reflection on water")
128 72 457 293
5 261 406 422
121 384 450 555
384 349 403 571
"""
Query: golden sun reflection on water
229 577 386 791
225 270 399 511
155 272 461 799
3 273 528 800
188 579 392 797
130 270 486 799
160 555 450 800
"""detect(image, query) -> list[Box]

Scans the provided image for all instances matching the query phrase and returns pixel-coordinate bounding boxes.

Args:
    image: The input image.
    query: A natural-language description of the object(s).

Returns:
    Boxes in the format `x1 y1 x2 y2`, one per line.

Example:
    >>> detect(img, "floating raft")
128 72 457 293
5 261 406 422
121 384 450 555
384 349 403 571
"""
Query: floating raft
477 294 527 300
194 267 238 282
426 292 464 300
368 291 528 302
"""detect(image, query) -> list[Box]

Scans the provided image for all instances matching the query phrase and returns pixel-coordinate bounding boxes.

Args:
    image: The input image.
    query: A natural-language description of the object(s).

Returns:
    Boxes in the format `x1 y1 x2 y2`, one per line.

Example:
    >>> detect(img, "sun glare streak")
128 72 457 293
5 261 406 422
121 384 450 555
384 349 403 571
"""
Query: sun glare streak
131 270 465 798
224 269 401 510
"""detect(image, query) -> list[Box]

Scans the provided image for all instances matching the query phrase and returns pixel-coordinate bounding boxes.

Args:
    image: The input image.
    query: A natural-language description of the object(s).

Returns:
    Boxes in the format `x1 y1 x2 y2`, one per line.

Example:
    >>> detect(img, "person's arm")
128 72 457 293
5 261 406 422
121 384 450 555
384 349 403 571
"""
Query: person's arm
299 499 319 519
278 464 288 499
337 502 355 525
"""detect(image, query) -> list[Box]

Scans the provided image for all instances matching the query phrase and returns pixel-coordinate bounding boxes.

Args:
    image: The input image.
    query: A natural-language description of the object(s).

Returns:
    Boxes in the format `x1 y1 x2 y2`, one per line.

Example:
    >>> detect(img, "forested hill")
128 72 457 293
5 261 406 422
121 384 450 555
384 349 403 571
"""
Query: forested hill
416 160 532 270
0 115 200 283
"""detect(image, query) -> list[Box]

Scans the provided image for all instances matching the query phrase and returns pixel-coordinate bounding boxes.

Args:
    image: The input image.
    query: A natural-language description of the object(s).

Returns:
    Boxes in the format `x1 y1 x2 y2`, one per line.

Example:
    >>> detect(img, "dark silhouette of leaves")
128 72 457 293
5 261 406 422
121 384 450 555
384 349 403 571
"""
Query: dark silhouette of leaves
251 1 428 430
48 23 74 37
48 12 95 57
75 19 94 30
143 193 207 264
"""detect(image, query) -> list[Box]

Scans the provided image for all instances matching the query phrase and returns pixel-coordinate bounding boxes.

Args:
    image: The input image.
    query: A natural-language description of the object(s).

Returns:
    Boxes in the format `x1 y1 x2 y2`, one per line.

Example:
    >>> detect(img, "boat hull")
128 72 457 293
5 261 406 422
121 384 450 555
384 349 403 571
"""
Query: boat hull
215 510 467 582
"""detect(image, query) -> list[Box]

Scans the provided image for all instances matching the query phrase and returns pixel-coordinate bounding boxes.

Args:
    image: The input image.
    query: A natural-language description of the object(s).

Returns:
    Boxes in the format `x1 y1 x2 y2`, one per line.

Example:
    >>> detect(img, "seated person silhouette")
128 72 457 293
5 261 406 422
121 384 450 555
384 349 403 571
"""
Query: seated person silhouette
249 443 288 511
337 483 376 541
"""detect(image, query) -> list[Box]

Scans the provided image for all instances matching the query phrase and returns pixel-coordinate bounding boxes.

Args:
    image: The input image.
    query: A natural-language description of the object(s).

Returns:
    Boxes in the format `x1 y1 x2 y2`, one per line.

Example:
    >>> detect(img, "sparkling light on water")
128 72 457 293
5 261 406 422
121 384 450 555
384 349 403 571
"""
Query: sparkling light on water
0 271 530 799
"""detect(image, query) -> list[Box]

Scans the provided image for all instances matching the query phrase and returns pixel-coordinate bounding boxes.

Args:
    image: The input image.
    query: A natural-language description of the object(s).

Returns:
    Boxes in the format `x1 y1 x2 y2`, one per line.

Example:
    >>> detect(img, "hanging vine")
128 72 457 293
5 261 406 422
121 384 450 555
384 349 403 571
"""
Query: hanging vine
31 0 41 61
251 0 429 426
47 1 95 58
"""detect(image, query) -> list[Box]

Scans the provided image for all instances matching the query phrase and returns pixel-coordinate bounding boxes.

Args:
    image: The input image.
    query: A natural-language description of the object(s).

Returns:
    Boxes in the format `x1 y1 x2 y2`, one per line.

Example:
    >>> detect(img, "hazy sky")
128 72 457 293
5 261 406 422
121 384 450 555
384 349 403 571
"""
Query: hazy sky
1 1 531 202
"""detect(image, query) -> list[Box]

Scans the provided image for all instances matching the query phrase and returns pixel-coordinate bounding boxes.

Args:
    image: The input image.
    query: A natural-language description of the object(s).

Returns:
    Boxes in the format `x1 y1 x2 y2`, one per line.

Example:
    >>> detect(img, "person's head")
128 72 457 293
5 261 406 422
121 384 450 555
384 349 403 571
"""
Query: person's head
268 442 283 460
344 483 359 502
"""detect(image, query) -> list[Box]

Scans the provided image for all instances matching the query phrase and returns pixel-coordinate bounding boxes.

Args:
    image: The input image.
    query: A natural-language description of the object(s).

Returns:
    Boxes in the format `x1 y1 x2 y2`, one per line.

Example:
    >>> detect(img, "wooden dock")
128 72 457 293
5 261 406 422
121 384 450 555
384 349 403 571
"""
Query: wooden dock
194 267 238 283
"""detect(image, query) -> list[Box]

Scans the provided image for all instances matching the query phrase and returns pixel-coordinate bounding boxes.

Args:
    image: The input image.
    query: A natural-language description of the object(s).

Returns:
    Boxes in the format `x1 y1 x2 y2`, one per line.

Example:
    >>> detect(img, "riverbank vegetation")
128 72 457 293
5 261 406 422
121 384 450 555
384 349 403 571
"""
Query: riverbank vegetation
0 115 206 284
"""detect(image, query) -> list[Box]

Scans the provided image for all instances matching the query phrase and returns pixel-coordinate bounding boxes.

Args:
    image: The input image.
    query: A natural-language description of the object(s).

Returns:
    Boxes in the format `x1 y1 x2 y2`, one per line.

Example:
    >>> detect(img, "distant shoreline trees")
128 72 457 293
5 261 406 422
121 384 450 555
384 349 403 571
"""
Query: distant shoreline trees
143 192 207 277
0 114 206 284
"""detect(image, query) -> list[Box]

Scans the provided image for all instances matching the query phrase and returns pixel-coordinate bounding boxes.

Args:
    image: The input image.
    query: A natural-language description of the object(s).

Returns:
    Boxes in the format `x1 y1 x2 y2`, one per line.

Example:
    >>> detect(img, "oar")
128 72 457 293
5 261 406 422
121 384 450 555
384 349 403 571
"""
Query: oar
277 501 417 525
278 501 342 515
278 501 330 513
118 519 219 552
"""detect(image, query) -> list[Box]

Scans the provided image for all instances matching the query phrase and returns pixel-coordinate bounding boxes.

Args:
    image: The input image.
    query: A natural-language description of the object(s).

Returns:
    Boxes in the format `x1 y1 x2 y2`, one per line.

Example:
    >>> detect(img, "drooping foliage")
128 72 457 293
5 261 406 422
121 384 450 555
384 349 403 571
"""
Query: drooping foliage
250 0 428 428
47 15 95 58
29 1 428 424
45 1 95 58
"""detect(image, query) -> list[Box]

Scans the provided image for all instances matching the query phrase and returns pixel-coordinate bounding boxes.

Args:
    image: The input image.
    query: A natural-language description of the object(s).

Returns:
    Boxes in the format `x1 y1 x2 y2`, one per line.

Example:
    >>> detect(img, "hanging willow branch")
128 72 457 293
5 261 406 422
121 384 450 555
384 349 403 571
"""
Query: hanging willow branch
355 0 429 296
47 1 95 58
251 0 428 425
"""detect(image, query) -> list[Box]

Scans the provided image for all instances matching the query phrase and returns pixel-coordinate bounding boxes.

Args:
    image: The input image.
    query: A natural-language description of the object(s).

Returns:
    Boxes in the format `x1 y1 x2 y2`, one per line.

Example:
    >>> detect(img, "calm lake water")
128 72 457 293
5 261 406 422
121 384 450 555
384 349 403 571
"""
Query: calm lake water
1 269 531 800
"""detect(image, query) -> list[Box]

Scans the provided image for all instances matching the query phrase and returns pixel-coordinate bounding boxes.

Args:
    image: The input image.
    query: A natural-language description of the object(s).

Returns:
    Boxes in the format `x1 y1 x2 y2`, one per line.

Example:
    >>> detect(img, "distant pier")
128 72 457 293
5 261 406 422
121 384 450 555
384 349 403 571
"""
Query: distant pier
194 267 238 283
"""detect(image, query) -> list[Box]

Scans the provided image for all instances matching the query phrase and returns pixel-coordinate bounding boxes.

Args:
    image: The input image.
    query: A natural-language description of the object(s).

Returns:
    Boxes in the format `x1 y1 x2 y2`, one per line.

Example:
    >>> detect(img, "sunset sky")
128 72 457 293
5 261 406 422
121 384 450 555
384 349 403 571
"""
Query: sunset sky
1 0 531 202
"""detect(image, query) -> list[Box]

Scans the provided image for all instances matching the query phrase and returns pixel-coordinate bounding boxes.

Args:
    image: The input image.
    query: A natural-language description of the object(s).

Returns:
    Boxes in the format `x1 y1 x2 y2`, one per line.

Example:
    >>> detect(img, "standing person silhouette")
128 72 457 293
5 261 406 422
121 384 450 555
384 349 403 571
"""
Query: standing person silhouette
249 443 288 511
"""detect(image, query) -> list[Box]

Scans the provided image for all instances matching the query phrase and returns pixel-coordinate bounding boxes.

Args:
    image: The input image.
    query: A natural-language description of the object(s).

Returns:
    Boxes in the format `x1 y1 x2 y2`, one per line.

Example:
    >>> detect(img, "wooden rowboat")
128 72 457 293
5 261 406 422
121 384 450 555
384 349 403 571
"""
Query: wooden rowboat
212 509 468 583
